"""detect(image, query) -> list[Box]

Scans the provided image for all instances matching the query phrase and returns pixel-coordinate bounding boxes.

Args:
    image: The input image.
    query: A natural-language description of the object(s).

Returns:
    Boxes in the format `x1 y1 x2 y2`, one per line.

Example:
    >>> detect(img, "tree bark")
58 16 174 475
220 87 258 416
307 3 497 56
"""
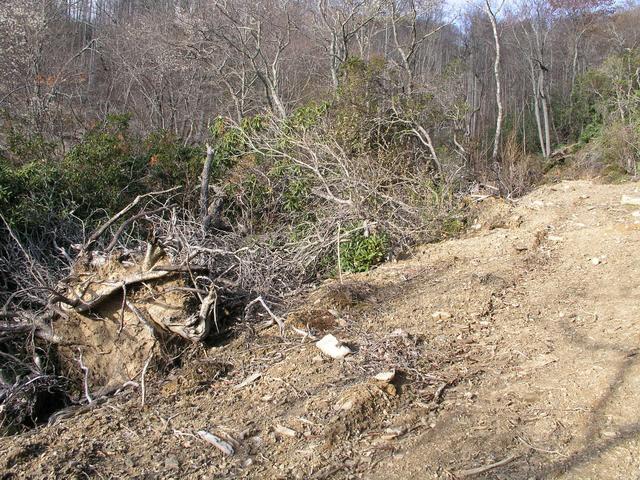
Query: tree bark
200 144 215 229
485 0 503 164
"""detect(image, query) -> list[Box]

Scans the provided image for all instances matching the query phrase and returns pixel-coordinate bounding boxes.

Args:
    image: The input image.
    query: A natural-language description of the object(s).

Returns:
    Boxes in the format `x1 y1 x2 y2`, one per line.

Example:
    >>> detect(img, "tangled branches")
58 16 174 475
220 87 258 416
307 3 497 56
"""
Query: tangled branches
0 107 470 431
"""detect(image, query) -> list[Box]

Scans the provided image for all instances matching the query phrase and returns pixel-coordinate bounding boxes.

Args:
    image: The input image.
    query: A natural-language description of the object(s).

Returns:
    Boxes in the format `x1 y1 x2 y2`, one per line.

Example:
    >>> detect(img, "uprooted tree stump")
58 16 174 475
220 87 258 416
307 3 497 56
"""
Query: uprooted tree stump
55 248 218 390
1 187 294 430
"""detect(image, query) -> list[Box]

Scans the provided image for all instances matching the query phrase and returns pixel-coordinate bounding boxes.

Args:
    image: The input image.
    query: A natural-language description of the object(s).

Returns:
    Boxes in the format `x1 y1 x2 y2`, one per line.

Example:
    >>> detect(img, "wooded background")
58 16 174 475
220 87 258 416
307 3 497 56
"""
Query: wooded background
1 0 638 155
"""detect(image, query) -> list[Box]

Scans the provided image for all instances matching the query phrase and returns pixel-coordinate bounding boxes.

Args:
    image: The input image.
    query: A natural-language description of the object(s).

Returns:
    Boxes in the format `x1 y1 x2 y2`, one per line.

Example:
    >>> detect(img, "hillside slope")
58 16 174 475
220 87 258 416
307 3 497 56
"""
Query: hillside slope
2 179 640 479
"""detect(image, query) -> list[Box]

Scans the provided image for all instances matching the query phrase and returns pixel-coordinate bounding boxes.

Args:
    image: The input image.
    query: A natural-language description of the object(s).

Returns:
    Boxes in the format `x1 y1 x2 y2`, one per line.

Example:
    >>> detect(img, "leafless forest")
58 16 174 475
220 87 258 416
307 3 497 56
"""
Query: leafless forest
1 0 639 433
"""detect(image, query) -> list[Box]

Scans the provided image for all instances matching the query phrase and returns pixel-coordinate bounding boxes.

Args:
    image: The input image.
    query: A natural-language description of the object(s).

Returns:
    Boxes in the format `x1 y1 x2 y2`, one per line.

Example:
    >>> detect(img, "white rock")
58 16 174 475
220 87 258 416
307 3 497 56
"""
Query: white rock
390 328 409 338
374 370 396 383
315 334 352 359
621 195 640 206
233 372 262 390
590 257 601 265
334 398 355 411
547 235 564 242
197 431 235 456
432 311 452 320
381 426 406 440
274 425 298 438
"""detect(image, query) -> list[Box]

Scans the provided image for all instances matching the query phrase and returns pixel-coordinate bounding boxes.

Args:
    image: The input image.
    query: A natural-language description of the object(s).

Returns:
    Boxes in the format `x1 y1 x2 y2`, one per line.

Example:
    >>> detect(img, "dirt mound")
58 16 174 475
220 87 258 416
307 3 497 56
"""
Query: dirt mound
2 179 640 479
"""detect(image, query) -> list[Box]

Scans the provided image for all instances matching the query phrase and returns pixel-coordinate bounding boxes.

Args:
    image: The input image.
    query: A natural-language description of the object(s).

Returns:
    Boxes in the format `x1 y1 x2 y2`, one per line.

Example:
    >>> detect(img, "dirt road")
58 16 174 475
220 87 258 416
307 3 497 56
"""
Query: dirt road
2 180 640 479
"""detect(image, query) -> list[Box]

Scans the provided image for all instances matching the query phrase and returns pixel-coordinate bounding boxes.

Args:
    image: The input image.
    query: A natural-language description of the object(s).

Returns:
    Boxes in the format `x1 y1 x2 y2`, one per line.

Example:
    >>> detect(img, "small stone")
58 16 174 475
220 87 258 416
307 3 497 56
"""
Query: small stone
383 383 397 396
164 456 180 469
621 195 640 206
390 328 409 338
591 257 601 265
432 311 452 320
381 426 406 440
374 370 396 383
274 425 298 438
315 334 352 359
334 398 355 411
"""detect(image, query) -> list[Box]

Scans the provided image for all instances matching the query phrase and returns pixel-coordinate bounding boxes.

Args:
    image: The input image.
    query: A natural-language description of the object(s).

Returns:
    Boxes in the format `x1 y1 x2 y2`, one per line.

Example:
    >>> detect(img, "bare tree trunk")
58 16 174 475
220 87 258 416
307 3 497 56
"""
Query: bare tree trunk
200 144 215 229
530 61 546 157
539 70 551 158
485 0 503 164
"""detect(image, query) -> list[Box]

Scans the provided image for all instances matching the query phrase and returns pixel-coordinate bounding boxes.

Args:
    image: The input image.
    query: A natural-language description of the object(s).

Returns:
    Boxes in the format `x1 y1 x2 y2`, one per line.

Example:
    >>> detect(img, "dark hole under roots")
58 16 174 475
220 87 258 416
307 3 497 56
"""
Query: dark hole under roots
1 380 70 435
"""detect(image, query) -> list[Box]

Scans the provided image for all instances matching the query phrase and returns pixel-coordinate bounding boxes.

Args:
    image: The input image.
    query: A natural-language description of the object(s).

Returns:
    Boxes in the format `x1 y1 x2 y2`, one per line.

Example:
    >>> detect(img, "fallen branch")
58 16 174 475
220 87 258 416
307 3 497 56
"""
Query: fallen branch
453 454 518 478
140 352 153 407
61 270 179 314
244 296 286 335
81 186 180 254
77 349 93 404
105 207 168 252
125 300 165 335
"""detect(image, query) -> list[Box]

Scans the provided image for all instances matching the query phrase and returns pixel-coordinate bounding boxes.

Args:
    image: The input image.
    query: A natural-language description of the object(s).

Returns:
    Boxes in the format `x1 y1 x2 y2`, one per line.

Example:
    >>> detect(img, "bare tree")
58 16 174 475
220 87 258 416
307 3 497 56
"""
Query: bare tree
485 0 504 163
316 0 381 91
213 0 297 118
387 0 449 93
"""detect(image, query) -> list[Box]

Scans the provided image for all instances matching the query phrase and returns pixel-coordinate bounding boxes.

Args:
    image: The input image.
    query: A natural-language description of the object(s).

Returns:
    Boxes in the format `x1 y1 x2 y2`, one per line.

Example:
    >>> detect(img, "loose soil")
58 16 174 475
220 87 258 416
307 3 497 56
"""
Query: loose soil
2 179 640 479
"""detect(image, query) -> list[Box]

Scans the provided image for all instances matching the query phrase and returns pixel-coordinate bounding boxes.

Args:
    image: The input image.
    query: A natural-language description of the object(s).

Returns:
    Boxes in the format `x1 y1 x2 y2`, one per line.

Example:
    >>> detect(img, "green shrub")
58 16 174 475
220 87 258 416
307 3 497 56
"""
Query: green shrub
62 114 146 216
0 158 65 232
144 130 203 196
211 115 265 170
441 217 465 238
284 102 328 133
6 130 56 165
339 227 389 273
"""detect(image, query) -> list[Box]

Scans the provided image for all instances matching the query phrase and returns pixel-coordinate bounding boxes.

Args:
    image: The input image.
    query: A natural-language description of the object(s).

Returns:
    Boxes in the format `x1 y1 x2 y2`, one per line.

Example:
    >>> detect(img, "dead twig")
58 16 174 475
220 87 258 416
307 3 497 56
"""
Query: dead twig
117 284 127 336
105 207 168 253
77 349 93 404
61 270 179 314
140 352 153 407
82 186 180 254
453 454 519 478
516 435 568 457
244 296 285 335
431 382 448 406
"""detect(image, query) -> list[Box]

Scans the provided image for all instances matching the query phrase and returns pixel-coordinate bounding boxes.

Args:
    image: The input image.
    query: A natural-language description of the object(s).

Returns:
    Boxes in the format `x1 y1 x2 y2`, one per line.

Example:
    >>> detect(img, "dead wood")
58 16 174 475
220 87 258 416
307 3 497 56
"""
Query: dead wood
200 144 215 230
453 454 519 478
105 207 168 252
60 270 180 314
81 186 180 254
